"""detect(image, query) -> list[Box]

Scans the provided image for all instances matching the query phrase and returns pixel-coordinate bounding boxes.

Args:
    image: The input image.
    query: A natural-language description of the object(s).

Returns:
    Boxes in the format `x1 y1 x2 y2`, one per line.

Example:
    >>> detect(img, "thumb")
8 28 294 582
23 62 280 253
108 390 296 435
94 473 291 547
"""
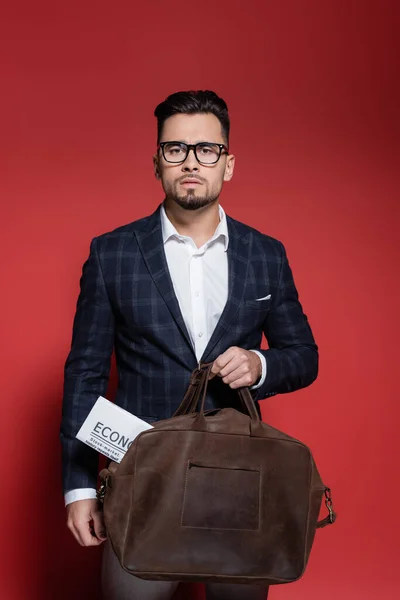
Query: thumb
209 361 218 379
91 507 107 540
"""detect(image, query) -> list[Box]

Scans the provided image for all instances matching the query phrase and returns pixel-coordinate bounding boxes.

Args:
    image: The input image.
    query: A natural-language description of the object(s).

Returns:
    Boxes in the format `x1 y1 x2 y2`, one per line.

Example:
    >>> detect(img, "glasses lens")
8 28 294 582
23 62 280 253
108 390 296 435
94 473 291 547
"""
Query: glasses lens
195 143 220 164
163 143 188 163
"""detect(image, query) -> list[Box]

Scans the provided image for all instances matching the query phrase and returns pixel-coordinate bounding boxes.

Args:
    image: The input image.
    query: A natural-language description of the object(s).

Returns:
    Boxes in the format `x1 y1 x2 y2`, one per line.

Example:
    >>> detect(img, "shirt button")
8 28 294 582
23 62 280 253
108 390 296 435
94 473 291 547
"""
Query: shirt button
195 291 200 298
198 332 203 338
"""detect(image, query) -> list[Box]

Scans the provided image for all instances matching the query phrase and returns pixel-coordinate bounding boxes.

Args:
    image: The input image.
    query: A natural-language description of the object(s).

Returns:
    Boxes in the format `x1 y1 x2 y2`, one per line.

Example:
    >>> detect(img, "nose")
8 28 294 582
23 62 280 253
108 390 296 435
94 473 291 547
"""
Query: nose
181 147 199 172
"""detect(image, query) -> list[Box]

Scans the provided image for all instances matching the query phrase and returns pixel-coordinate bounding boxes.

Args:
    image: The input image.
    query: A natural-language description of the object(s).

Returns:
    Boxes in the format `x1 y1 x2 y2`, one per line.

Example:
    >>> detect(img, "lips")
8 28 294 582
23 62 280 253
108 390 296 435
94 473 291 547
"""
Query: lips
180 178 202 184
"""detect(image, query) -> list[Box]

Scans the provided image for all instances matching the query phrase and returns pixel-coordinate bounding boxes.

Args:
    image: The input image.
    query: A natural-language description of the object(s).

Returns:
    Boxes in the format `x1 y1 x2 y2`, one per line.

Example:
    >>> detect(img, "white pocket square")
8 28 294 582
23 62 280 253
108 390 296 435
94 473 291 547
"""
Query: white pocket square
255 294 271 301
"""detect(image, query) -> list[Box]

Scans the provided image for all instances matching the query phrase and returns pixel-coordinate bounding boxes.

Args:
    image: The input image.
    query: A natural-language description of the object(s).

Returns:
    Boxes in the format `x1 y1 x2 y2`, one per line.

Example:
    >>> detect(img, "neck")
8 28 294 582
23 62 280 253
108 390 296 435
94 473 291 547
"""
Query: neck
164 199 221 248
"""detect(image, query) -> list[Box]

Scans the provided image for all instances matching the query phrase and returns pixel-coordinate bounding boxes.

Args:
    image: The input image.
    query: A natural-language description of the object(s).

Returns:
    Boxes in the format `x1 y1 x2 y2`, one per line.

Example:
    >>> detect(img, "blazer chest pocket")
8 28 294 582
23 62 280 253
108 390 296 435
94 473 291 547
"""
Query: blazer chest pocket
244 297 272 312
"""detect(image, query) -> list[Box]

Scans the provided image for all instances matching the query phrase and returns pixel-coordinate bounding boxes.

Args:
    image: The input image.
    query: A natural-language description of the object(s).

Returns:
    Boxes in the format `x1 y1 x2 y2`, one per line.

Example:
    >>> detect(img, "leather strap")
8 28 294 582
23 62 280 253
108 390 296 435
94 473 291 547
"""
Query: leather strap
173 368 205 416
174 362 261 423
316 513 336 528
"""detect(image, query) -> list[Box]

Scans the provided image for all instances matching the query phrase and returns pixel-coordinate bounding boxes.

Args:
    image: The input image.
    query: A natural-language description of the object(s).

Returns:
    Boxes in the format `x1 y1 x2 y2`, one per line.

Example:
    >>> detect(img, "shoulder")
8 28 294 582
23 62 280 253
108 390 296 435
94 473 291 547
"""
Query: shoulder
227 215 286 257
89 208 159 251
95 213 154 240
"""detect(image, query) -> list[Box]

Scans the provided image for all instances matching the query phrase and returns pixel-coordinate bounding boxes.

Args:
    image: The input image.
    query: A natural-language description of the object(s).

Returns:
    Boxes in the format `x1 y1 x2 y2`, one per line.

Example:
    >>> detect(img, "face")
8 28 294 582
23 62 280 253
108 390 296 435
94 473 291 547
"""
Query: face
153 113 235 211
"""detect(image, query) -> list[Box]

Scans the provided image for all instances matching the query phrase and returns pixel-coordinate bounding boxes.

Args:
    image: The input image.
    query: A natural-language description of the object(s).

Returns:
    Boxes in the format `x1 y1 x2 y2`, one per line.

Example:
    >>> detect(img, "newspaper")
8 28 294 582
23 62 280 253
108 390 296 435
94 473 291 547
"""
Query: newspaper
76 396 154 463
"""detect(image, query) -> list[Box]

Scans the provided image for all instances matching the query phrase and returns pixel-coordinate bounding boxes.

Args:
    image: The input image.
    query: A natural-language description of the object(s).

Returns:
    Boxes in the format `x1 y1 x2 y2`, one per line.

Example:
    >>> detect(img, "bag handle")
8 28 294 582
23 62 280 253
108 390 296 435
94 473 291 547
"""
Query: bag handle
173 367 207 416
201 363 261 422
174 362 261 423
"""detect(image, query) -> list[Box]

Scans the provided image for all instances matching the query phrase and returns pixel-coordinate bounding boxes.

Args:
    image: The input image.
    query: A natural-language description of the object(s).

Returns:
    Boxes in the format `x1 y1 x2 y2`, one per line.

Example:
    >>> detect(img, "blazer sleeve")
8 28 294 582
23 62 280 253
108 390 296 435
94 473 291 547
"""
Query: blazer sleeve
60 237 115 493
252 241 319 401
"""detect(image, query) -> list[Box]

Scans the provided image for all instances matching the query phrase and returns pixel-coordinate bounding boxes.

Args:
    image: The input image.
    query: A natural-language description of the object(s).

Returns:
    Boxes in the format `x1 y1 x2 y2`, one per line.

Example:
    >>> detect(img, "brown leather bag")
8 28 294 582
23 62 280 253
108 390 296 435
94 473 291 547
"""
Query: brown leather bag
98 363 336 585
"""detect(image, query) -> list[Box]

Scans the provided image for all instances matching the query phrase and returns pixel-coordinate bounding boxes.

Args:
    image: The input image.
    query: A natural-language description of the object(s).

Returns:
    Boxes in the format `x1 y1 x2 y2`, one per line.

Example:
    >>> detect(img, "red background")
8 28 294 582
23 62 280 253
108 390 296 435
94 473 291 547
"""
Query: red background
1 1 399 598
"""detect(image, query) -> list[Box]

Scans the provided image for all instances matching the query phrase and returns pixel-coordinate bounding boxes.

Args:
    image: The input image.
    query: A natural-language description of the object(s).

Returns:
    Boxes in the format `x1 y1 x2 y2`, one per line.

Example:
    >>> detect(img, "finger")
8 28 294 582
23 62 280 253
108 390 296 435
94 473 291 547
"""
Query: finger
92 509 107 541
80 521 104 546
207 366 217 380
228 373 255 389
211 347 238 376
219 355 244 379
70 522 89 547
72 519 103 547
222 364 248 386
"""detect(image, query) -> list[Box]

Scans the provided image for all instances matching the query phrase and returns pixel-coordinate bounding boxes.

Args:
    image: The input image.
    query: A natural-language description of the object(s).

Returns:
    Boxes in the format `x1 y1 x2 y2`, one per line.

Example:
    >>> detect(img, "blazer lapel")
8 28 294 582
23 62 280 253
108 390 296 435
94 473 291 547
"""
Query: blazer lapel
134 206 195 357
201 217 251 362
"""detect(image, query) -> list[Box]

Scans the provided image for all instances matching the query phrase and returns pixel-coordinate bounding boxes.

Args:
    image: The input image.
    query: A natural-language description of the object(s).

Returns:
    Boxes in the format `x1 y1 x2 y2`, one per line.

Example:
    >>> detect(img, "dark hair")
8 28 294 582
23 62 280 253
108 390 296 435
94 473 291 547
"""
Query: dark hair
154 90 230 146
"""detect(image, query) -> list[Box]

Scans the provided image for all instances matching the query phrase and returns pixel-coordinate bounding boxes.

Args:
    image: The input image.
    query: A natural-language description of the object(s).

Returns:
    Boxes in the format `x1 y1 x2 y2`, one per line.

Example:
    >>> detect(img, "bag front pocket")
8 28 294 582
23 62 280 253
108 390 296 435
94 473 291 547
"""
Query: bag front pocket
181 461 261 531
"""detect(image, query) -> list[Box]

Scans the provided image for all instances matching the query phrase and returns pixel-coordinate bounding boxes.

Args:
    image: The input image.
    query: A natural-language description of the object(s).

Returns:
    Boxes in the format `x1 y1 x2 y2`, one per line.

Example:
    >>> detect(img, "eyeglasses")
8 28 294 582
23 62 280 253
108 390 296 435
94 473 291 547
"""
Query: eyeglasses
158 141 229 165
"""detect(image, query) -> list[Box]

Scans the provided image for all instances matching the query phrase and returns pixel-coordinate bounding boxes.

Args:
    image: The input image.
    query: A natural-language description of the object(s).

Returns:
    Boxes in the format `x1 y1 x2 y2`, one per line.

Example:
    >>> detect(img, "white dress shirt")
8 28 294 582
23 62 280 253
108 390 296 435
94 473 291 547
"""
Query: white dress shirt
64 204 266 505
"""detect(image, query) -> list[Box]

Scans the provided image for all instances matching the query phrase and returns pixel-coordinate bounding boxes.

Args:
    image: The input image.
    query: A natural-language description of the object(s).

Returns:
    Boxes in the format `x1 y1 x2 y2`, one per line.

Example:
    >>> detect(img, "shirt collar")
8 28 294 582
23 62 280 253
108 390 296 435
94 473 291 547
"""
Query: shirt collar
160 203 229 251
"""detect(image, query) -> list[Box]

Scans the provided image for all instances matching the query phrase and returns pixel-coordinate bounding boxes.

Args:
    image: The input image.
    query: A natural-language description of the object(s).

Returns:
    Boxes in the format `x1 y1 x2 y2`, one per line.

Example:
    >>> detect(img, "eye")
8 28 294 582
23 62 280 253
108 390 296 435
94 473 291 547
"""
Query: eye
163 143 187 159
198 145 214 155
167 144 185 154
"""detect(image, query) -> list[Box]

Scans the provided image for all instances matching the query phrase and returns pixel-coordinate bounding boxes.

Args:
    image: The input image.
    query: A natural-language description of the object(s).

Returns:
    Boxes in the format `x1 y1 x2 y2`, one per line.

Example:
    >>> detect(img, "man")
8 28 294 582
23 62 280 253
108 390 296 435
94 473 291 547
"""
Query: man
61 90 318 600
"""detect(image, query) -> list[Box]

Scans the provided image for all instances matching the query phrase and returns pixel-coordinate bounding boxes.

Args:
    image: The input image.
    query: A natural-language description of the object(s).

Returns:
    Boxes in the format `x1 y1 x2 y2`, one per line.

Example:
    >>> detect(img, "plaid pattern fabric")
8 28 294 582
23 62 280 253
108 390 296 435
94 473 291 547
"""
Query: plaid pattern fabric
61 204 318 492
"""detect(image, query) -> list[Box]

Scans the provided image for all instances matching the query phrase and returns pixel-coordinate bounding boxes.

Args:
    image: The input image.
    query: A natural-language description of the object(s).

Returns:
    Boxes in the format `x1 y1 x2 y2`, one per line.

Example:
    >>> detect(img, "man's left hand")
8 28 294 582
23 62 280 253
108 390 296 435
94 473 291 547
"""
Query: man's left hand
211 347 262 389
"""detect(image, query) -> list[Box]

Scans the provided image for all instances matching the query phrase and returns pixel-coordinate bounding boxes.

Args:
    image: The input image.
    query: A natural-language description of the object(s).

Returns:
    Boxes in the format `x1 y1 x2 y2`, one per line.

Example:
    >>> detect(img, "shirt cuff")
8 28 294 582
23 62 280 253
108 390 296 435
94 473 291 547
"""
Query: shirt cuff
248 350 267 390
65 488 97 506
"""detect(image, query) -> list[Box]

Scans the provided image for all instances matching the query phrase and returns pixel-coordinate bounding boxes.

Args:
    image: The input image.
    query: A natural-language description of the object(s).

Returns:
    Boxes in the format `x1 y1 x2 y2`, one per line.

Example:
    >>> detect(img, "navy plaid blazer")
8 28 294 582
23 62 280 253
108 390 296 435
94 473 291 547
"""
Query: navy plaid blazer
61 204 318 492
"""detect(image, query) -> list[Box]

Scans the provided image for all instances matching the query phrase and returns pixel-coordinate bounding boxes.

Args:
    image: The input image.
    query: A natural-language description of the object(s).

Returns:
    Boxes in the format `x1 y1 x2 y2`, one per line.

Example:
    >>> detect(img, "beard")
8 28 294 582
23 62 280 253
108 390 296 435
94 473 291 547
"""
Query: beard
166 188 220 211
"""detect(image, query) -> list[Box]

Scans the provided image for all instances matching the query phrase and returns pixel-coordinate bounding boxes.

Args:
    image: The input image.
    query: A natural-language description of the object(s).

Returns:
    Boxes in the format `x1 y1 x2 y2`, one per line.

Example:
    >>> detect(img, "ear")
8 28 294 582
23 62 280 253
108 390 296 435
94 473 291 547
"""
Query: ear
153 154 161 180
223 154 235 182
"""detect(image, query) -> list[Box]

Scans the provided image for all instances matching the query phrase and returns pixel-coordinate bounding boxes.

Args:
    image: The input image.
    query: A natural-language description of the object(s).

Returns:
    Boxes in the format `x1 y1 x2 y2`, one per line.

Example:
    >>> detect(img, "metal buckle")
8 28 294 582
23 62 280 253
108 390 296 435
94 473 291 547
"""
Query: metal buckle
97 476 109 503
324 487 335 523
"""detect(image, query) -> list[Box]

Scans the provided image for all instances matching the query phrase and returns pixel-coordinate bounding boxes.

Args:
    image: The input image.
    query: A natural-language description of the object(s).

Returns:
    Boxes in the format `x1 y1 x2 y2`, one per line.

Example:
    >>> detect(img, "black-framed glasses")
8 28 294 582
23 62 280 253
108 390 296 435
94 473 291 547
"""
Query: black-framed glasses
158 141 229 165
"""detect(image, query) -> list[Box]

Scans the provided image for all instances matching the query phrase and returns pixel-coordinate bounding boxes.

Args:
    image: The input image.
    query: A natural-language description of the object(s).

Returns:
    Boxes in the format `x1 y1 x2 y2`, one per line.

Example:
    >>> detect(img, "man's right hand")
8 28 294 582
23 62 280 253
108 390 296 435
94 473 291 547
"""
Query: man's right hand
66 498 107 546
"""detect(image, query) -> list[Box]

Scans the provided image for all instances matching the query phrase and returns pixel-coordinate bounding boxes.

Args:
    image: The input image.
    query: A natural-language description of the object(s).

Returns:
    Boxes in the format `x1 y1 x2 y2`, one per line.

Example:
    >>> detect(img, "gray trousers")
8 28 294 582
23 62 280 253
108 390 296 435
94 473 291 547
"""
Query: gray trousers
102 542 269 600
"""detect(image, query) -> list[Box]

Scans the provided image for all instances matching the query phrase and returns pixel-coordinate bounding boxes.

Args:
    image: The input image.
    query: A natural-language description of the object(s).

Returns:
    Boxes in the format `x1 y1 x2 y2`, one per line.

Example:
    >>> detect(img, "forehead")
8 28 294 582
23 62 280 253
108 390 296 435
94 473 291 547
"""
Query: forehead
160 113 224 143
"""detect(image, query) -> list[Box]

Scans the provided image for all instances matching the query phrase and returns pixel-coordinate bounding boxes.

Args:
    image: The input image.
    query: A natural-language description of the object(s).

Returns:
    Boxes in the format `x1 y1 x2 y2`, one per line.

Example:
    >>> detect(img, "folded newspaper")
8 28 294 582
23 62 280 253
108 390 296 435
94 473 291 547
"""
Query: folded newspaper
76 396 154 463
